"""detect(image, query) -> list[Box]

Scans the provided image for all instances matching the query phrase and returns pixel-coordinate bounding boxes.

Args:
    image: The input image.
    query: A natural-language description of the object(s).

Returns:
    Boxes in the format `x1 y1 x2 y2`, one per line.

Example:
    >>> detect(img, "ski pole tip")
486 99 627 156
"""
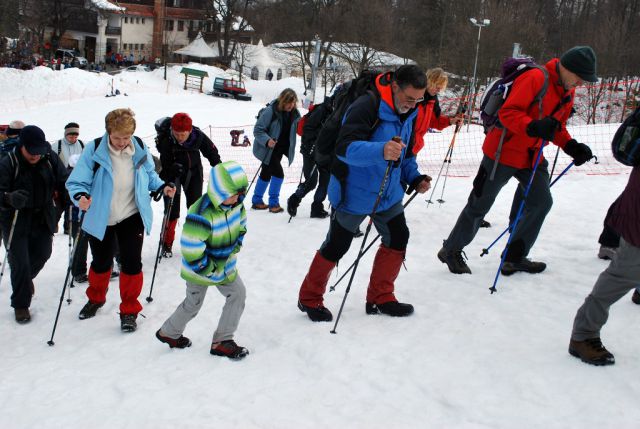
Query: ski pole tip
146 297 154 303
330 330 337 334
480 249 488 257
489 287 497 294
47 340 55 346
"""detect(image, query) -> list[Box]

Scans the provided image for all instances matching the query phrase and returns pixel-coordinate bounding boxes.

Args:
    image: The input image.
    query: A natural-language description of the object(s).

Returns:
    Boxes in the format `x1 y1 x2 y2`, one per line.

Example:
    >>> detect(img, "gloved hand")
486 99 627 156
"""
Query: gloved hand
526 117 560 141
151 182 176 201
406 174 432 195
563 139 593 166
171 162 184 178
4 189 29 209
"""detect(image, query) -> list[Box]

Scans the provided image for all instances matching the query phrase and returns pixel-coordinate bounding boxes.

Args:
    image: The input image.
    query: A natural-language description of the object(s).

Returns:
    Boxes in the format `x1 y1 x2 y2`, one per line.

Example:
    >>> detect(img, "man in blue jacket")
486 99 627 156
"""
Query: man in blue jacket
297 65 432 322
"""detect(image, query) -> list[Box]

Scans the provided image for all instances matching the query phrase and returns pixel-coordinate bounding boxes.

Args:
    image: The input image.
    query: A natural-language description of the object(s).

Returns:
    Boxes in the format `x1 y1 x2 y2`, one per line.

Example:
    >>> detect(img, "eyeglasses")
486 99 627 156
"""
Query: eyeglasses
398 85 424 104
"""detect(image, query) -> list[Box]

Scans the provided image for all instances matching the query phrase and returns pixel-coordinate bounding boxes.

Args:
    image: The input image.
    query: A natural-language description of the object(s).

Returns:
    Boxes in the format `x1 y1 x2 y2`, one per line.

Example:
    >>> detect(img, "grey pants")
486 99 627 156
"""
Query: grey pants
444 155 552 261
160 275 246 344
571 238 640 341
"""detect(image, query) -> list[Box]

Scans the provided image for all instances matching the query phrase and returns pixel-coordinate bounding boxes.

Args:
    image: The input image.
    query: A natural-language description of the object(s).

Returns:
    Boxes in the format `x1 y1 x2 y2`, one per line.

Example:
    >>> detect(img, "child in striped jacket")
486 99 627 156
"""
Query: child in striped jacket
156 161 250 359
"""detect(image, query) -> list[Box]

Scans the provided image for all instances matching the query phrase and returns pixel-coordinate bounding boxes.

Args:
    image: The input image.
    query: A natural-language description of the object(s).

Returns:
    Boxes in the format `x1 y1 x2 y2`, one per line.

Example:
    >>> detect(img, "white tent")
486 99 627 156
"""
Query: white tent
173 33 217 58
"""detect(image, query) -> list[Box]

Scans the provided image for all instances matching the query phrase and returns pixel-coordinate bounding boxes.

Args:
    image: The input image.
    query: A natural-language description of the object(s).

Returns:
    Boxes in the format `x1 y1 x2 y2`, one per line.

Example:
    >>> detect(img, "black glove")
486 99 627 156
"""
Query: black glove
4 189 29 209
563 139 593 166
406 174 432 195
526 117 560 141
171 162 184 178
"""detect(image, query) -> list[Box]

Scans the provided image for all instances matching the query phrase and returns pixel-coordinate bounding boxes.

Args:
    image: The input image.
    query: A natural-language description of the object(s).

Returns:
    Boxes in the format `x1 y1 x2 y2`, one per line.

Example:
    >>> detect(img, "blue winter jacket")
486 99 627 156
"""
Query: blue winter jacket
66 133 165 240
328 91 422 215
252 100 301 165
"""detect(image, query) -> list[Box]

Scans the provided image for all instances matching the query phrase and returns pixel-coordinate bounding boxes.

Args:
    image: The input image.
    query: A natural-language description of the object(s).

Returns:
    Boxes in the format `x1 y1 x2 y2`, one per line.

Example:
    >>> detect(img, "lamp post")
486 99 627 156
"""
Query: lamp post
466 17 490 131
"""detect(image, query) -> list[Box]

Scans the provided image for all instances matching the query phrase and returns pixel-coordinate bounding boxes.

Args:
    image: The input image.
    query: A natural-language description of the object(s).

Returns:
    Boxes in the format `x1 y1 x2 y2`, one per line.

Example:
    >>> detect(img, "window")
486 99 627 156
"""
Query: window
165 20 174 31
178 20 184 31
124 17 128 24
141 18 145 24
123 43 128 50
140 44 145 50
136 18 140 24
135 44 139 50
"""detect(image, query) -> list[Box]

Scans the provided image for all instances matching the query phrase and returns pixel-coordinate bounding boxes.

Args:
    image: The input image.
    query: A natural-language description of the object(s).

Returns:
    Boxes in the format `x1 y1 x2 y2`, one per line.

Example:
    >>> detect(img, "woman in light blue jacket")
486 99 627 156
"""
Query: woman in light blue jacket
66 108 176 333
251 88 300 213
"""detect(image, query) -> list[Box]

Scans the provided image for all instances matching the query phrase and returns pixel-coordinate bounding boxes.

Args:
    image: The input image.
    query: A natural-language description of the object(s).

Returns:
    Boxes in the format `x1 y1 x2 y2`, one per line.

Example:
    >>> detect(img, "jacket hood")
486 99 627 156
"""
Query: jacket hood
206 161 248 208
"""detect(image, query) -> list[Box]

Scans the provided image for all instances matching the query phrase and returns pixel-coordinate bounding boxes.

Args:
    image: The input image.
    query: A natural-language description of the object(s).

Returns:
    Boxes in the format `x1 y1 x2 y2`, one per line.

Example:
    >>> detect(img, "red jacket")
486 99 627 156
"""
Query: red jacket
412 96 451 155
482 58 574 169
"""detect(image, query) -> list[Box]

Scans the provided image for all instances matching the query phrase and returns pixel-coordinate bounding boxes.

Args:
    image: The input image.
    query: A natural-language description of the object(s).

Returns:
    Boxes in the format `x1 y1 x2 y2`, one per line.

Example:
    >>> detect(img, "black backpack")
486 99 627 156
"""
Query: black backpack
314 70 380 160
612 106 640 167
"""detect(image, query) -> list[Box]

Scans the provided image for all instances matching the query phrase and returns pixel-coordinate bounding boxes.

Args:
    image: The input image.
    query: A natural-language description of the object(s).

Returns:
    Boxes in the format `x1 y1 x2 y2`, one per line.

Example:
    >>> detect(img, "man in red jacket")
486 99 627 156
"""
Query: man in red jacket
438 46 596 275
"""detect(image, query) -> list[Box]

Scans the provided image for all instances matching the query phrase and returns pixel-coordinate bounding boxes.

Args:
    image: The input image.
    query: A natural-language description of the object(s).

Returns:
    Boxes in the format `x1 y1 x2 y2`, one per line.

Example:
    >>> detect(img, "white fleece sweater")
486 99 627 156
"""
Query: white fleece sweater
107 141 138 225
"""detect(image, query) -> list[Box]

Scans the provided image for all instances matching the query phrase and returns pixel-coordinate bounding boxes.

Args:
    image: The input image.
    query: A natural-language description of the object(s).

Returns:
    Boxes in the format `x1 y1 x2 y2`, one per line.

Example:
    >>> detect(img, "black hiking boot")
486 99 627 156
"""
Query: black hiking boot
480 219 491 228
597 245 617 260
298 300 333 322
79 301 104 320
120 313 138 332
354 228 364 238
500 258 546 276
210 340 249 360
74 273 88 284
366 301 414 317
632 289 640 305
161 244 173 258
14 308 31 324
310 202 329 219
156 329 192 349
287 194 301 217
569 337 615 366
437 247 471 274
110 268 120 279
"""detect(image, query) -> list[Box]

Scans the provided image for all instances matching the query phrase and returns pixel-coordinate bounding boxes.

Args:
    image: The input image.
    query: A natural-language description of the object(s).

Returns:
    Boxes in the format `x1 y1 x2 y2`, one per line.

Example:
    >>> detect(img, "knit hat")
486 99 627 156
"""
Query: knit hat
20 125 49 155
64 122 80 136
6 120 25 137
171 113 193 132
560 46 598 83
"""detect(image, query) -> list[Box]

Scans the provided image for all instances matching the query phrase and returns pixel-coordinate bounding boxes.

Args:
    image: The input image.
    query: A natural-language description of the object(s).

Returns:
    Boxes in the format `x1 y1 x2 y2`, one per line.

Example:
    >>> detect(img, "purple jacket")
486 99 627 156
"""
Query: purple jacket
608 166 640 247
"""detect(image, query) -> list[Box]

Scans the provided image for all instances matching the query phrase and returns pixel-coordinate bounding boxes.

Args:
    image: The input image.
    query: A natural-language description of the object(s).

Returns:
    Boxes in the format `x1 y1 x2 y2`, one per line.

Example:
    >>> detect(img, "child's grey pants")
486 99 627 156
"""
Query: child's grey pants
160 275 246 344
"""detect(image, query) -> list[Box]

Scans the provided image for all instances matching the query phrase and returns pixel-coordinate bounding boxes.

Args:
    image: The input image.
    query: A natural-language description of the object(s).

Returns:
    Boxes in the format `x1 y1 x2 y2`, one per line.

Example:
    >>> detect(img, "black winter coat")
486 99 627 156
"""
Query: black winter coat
156 125 221 185
0 148 68 236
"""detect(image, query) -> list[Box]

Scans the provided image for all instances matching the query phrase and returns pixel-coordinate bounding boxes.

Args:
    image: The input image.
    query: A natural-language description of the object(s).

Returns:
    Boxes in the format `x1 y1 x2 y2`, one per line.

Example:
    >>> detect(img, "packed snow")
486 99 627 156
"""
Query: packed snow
0 65 637 429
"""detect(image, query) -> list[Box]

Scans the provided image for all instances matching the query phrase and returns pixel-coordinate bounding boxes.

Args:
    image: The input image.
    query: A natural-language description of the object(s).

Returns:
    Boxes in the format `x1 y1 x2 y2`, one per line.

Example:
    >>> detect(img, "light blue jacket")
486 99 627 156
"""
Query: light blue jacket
66 133 165 240
252 100 300 165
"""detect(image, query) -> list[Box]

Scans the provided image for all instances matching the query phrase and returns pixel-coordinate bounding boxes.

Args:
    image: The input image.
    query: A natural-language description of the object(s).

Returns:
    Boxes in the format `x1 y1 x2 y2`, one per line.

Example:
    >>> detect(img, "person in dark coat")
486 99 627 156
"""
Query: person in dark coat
0 125 68 323
156 113 221 257
438 46 597 275
286 95 333 219
569 165 640 366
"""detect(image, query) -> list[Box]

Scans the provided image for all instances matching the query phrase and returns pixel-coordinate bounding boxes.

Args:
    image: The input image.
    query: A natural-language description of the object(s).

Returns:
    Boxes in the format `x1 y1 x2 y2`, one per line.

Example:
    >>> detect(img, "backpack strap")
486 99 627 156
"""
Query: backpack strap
92 136 145 175
7 148 18 182
57 139 62 155
79 139 84 149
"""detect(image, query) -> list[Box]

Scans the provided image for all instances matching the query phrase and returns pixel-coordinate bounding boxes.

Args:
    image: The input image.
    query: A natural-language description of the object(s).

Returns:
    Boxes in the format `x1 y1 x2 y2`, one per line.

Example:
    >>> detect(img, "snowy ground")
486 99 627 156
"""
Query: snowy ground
0 66 638 429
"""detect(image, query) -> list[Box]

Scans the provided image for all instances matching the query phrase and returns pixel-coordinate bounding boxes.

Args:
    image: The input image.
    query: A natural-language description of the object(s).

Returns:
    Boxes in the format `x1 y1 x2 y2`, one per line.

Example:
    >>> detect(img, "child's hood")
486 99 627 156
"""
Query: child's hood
206 161 248 208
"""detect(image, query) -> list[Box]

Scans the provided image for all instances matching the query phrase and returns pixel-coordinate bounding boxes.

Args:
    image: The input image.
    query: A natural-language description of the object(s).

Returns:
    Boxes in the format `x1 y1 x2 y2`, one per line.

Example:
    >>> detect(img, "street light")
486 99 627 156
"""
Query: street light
466 17 490 131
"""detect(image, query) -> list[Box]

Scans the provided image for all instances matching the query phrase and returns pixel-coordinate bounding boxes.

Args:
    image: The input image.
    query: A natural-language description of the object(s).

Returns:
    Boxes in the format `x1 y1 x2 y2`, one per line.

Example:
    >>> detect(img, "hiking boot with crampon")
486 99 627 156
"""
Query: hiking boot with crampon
156 329 192 349
500 258 546 276
210 340 249 360
438 247 471 274
569 337 615 366
120 313 138 332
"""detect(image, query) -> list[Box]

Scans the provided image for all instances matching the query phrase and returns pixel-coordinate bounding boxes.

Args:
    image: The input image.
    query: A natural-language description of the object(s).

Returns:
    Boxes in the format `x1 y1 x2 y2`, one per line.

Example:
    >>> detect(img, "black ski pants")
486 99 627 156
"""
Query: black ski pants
166 168 203 221
294 153 330 205
3 214 52 309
